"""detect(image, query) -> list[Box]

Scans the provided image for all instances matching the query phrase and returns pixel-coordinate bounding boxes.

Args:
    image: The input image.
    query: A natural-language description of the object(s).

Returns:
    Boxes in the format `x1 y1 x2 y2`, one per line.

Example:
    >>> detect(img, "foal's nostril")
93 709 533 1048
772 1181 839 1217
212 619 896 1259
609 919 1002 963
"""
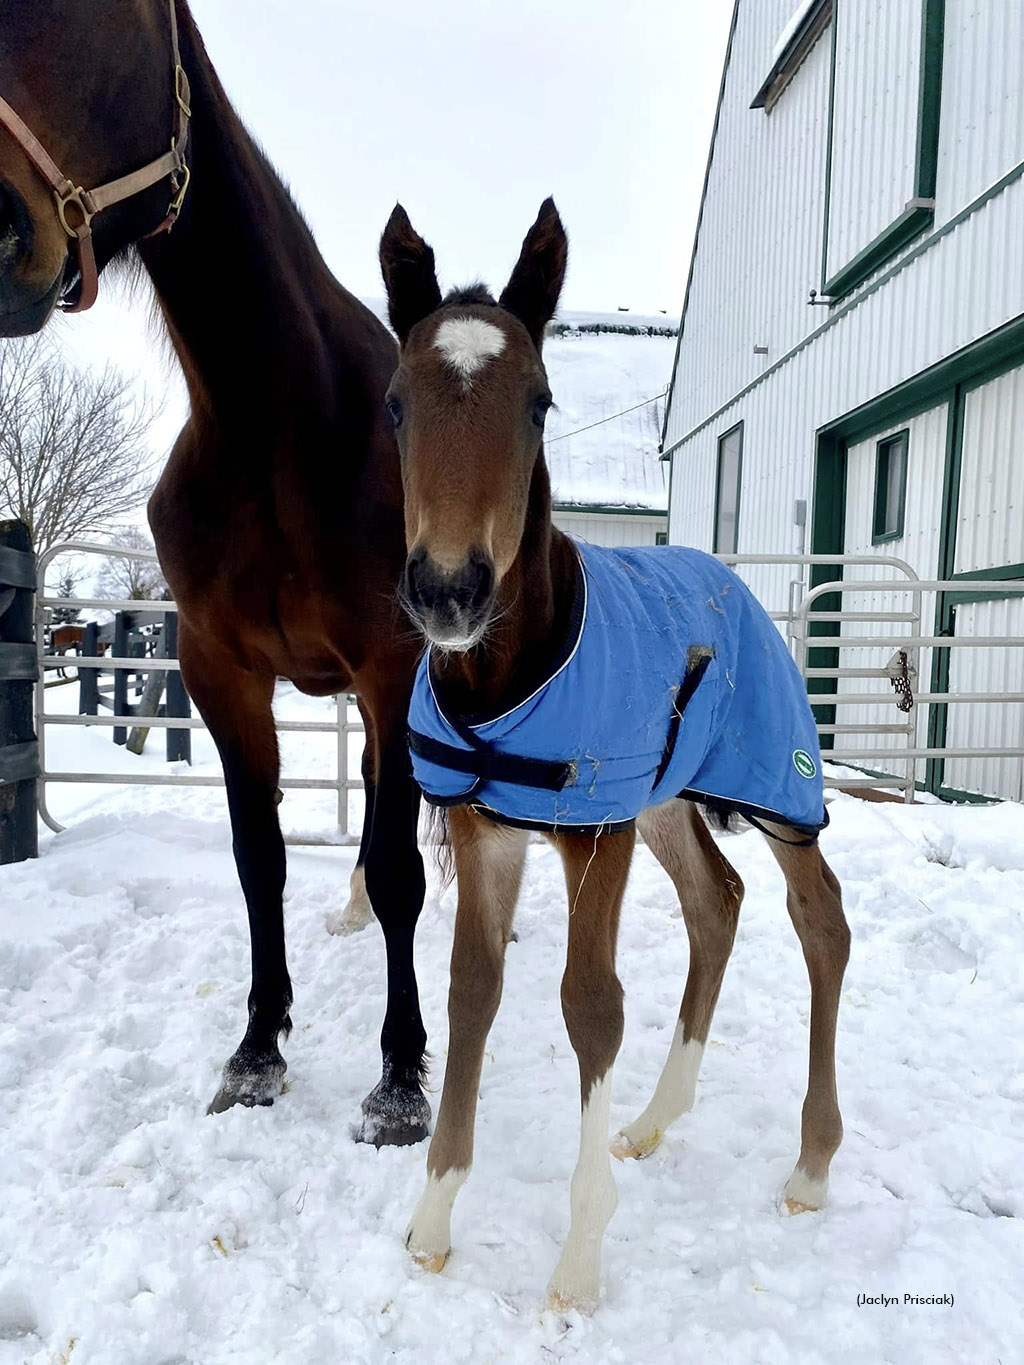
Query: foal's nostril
404 546 428 608
467 551 494 611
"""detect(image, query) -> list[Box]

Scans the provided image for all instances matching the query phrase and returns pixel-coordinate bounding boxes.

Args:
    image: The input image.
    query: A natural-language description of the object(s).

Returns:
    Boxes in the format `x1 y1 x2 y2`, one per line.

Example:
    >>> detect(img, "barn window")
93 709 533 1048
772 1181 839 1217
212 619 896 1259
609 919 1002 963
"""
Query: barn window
873 430 908 543
751 0 833 113
714 423 743 554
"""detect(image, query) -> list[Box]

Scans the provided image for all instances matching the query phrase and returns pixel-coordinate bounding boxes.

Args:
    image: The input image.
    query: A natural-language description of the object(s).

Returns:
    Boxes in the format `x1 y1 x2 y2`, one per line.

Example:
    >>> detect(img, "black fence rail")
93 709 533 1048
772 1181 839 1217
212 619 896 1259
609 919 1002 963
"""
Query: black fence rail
0 520 38 865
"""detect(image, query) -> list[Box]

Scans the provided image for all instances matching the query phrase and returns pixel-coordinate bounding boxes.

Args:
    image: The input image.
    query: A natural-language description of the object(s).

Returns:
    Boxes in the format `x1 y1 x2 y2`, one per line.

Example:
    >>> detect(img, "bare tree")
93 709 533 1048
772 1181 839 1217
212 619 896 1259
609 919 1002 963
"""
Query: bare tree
0 337 158 554
95 526 169 602
47 557 85 625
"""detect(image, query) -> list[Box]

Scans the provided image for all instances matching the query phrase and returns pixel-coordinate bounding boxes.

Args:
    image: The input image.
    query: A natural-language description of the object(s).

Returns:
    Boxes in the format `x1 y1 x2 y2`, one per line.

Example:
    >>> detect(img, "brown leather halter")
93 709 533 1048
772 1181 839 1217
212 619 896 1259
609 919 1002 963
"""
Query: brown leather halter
0 0 191 313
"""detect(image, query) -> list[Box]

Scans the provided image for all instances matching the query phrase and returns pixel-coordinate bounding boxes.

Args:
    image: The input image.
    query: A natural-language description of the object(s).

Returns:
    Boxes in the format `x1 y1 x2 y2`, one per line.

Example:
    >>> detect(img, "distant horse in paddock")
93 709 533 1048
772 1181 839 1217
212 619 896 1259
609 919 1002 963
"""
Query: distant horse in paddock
0 0 430 1142
378 201 851 1311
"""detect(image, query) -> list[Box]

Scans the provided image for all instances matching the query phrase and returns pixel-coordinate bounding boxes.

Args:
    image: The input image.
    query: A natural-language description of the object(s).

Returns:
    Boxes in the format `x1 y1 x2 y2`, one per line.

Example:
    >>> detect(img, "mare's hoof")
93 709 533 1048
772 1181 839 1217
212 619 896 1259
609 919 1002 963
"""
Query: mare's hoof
207 1045 287 1114
356 1077 431 1147
610 1126 660 1161
408 1244 449 1275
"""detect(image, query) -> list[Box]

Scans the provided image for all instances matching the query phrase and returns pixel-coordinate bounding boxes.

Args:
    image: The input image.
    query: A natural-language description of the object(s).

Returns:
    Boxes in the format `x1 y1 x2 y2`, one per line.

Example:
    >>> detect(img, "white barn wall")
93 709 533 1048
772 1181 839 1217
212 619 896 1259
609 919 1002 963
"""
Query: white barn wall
955 366 1024 575
945 598 1024 801
553 511 666 549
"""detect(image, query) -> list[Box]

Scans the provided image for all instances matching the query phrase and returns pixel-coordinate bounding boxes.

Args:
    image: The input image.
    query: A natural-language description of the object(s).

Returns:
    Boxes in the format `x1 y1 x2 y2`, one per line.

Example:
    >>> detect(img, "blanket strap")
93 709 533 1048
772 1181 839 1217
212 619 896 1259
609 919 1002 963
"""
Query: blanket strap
408 729 575 792
650 651 712 794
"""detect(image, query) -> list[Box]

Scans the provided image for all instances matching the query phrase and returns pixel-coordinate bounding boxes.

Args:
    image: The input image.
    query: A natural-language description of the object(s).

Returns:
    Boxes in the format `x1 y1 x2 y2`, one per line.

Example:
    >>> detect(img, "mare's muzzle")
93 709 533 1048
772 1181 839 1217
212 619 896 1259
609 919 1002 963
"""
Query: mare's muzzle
404 546 495 650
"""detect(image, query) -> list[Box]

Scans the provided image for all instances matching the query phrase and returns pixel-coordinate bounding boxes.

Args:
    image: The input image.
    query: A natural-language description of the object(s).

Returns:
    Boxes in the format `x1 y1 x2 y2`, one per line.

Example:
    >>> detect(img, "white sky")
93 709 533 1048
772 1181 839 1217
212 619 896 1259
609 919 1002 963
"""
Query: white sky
52 0 732 457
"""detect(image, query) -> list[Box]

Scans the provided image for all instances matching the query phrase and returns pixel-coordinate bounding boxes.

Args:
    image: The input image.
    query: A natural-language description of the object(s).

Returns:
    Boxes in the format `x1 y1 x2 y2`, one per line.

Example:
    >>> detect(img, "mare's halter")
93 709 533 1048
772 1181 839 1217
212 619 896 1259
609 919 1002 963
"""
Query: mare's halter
0 0 191 313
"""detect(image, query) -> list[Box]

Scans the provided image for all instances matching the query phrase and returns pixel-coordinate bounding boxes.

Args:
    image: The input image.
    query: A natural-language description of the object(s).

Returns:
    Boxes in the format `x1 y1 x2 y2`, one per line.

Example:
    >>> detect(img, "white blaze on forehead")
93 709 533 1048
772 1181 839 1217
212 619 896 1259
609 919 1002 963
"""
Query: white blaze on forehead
433 315 506 381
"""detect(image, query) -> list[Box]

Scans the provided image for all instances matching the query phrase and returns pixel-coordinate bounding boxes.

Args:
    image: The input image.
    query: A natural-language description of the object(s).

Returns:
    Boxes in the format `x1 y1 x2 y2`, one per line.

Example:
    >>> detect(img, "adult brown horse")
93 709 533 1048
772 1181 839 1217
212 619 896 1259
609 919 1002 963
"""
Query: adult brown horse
0 0 430 1143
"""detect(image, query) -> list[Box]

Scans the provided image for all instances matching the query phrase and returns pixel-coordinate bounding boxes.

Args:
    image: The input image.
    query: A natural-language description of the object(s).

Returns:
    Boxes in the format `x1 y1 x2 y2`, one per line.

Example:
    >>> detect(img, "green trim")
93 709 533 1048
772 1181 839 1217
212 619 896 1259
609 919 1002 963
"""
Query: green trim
659 1 741 453
822 0 944 300
820 14 838 295
712 421 744 554
871 429 909 544
751 0 833 111
663 159 1024 461
552 503 667 519
925 389 963 792
808 431 848 743
824 205 934 300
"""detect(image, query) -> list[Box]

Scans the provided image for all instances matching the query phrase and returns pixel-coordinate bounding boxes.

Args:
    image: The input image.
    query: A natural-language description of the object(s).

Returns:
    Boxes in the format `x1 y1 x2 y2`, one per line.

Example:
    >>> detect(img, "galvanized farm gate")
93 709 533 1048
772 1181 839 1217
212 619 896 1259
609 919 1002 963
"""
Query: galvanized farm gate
34 541 364 845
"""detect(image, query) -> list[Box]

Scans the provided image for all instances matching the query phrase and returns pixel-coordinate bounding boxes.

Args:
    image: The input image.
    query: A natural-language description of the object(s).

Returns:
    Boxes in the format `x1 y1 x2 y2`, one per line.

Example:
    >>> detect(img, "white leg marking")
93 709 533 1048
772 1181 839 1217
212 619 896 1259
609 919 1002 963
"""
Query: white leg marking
546 1072 617 1315
326 864 375 936
406 1167 469 1272
611 1025 704 1160
782 1165 829 1215
433 316 506 383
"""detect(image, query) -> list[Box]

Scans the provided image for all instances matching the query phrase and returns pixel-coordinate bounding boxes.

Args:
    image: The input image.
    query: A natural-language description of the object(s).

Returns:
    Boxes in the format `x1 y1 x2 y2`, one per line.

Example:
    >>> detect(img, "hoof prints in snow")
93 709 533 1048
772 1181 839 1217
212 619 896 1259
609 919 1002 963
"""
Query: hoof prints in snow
1 785 1023 1362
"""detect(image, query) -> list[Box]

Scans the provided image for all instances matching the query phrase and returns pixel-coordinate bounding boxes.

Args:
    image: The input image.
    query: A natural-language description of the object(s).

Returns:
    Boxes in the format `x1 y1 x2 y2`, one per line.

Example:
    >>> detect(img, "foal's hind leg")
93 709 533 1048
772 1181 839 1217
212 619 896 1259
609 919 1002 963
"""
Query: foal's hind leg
406 807 528 1270
763 824 849 1213
327 708 377 937
612 800 743 1160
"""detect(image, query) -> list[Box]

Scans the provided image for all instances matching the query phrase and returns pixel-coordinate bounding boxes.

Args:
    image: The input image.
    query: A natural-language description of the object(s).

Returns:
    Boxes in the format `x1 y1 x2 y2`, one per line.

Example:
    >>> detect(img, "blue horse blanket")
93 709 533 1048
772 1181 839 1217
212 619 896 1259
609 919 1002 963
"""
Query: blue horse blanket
408 543 826 836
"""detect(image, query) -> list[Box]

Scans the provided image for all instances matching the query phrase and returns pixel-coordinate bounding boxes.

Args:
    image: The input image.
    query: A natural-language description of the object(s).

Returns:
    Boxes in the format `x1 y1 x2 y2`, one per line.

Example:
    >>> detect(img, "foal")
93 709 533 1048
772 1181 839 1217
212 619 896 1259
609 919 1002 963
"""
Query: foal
379 201 850 1313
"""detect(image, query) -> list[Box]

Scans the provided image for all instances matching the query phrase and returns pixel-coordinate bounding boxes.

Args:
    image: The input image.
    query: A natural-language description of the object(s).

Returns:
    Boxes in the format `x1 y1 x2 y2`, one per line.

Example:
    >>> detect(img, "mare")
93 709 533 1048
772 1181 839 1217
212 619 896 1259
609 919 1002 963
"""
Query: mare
378 200 851 1310
0 0 430 1143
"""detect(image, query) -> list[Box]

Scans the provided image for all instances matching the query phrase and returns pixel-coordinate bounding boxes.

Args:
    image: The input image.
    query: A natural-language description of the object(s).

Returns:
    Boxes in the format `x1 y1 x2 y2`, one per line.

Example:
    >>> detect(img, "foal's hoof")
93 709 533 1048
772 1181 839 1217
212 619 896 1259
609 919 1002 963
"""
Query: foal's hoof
781 1167 828 1215
610 1126 660 1161
356 1077 431 1147
408 1243 449 1275
545 1285 598 1318
207 1045 287 1114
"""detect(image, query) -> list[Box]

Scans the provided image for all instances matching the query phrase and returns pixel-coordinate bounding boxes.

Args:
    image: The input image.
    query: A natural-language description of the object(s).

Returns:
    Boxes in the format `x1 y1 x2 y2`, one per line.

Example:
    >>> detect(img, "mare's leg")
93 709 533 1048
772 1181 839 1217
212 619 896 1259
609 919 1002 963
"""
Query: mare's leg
763 823 849 1213
406 807 528 1270
177 627 292 1114
613 800 743 1159
327 706 377 936
546 825 634 1315
356 684 431 1145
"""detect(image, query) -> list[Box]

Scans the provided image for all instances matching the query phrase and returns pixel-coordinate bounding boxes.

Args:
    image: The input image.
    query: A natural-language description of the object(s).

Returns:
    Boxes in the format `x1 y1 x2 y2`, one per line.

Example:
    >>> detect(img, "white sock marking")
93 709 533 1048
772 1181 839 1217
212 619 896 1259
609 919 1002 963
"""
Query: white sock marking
406 1166 469 1266
547 1071 617 1314
613 1025 703 1158
433 316 506 382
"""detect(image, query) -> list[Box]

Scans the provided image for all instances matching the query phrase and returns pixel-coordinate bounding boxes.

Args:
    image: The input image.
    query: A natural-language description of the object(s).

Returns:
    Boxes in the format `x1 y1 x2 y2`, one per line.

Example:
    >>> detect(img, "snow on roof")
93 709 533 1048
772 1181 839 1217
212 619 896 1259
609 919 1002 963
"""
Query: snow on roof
543 326 674 511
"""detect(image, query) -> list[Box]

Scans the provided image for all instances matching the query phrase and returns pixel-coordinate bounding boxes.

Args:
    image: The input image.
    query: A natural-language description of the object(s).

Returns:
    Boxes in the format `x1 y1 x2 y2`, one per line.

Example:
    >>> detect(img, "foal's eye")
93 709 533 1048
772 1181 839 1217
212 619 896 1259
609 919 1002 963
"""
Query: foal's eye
532 396 552 429
385 397 404 429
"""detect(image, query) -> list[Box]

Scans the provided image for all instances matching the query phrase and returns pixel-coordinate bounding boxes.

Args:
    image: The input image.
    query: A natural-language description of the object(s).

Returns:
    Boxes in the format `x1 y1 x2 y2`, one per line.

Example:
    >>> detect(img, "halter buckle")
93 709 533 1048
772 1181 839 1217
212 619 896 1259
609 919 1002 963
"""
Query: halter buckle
167 159 191 220
54 180 94 239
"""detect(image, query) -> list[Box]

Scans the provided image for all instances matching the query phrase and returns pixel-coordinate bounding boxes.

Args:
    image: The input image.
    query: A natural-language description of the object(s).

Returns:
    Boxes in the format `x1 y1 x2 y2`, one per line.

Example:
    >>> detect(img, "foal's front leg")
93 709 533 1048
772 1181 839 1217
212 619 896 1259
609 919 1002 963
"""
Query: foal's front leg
546 825 635 1315
406 808 529 1269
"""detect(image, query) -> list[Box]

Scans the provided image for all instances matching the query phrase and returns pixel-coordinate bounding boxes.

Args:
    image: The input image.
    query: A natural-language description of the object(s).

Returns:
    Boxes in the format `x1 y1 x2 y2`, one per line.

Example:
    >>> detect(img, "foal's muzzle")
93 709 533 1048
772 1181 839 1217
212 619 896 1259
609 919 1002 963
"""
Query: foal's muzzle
404 546 495 650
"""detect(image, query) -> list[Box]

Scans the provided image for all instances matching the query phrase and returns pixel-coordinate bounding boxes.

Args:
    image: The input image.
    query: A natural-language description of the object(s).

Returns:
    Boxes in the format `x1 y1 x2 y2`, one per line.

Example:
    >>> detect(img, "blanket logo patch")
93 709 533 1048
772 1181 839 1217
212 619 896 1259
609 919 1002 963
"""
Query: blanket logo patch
792 749 817 780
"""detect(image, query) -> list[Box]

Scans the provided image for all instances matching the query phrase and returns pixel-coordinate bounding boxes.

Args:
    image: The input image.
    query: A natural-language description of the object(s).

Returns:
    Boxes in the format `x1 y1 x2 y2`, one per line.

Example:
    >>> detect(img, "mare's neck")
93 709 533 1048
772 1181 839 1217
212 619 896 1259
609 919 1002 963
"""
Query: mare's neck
431 458 580 718
137 11 371 427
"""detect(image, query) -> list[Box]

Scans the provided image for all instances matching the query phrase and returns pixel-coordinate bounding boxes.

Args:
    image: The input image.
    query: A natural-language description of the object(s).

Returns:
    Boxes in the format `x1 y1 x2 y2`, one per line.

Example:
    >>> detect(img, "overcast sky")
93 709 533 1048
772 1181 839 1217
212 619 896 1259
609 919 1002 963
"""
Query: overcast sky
53 0 732 451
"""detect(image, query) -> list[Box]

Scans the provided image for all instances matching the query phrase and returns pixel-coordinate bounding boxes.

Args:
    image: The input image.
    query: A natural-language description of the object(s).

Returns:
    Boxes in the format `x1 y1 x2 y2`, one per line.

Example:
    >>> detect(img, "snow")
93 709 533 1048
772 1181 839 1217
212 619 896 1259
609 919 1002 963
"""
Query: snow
771 0 821 67
2 715 1023 1361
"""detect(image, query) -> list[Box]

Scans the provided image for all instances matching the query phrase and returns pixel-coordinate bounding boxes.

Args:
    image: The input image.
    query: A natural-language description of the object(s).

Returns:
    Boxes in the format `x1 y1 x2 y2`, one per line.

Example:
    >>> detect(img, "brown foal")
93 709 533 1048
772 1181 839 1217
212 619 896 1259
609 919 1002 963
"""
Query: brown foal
379 200 851 1313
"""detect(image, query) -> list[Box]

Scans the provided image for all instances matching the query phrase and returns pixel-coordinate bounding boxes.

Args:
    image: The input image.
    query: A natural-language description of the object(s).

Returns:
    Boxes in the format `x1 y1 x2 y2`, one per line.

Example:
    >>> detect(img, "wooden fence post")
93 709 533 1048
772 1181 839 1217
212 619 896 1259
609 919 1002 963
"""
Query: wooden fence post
112 611 129 744
0 520 38 865
163 612 191 763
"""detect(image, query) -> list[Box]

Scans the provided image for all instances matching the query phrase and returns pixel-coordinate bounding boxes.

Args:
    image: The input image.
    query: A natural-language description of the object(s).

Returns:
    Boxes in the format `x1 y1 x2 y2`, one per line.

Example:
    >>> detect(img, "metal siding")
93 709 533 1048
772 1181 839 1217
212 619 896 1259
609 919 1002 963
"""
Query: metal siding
826 0 921 280
665 0 830 446
954 365 1024 575
834 405 947 759
552 513 666 549
935 1 1024 225
944 598 1024 800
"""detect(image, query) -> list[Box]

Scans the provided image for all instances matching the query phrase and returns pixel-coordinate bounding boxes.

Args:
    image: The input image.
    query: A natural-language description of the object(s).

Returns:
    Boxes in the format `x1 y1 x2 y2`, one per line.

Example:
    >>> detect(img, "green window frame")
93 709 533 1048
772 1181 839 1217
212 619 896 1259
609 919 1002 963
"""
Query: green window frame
655 531 668 546
822 0 946 301
872 429 909 543
713 422 743 554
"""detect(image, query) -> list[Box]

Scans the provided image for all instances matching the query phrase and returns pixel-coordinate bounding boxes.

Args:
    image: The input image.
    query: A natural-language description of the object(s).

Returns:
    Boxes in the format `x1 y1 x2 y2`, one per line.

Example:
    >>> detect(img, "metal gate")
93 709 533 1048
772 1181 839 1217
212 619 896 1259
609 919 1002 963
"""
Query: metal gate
35 541 364 845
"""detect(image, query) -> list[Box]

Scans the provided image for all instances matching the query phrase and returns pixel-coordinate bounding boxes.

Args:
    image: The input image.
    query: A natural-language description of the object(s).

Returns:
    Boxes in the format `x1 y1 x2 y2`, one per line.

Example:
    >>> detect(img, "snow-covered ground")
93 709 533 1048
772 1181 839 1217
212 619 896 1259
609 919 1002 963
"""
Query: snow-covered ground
2 694 1023 1364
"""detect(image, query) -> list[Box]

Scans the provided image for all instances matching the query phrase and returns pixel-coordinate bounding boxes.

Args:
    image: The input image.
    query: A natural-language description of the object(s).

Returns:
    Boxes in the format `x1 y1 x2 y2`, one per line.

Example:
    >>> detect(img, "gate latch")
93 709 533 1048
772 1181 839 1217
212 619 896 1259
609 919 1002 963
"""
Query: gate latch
886 649 916 712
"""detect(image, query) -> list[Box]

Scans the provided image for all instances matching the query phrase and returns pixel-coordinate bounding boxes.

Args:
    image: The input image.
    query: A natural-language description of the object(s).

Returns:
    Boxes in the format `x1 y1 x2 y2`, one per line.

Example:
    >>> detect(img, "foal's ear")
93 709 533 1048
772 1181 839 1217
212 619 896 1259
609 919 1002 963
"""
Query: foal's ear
379 204 443 346
498 198 568 348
